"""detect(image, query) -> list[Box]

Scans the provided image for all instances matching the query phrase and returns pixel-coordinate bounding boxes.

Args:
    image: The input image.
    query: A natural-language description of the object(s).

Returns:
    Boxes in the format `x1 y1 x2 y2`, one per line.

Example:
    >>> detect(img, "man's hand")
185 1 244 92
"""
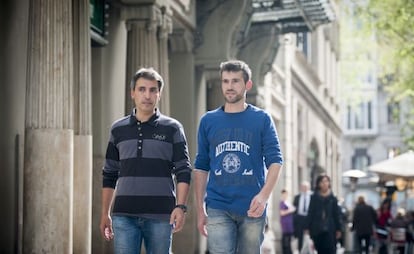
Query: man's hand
247 194 267 218
170 207 186 233
336 230 342 239
100 188 115 241
100 215 114 241
197 209 208 237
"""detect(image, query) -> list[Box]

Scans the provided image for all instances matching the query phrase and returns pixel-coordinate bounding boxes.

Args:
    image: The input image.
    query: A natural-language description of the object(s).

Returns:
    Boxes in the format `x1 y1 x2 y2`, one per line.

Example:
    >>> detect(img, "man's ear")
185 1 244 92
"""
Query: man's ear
246 80 253 91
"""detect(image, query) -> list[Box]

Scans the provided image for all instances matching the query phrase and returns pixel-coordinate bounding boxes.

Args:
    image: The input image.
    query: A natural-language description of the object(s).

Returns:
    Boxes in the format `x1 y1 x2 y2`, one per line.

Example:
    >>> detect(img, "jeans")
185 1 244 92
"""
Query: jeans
357 234 371 254
112 215 172 254
206 207 265 254
312 231 336 254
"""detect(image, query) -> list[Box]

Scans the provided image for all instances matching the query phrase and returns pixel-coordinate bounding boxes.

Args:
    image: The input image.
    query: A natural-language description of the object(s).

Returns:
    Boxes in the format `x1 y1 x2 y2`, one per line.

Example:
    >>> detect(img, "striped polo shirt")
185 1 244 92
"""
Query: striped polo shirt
103 109 192 220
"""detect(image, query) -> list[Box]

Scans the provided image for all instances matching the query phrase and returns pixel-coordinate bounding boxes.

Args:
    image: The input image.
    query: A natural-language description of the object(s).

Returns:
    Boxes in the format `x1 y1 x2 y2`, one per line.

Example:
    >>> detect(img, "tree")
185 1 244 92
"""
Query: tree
360 0 414 94
340 1 377 107
356 0 414 149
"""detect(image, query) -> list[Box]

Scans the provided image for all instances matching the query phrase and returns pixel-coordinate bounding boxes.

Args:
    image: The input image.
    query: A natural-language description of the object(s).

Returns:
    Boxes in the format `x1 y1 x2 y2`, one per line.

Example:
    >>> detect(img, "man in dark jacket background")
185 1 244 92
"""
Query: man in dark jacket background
352 196 377 254
293 181 311 251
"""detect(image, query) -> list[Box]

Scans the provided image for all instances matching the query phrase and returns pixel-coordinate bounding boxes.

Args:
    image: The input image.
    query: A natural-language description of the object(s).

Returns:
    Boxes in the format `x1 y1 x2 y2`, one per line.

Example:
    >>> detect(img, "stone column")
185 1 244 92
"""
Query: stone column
157 9 172 115
24 0 74 253
169 28 197 254
122 5 161 113
72 0 92 253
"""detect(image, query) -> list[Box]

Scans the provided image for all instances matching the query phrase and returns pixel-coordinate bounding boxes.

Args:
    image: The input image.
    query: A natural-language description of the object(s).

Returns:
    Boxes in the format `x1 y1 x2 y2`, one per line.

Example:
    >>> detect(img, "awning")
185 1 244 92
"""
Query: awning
251 0 336 33
368 150 414 181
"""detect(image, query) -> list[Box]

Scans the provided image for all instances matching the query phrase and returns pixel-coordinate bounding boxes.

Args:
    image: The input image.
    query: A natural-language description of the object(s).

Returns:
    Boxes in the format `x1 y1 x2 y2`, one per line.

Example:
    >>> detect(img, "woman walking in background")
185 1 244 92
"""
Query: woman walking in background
279 189 295 254
376 199 392 254
304 174 341 254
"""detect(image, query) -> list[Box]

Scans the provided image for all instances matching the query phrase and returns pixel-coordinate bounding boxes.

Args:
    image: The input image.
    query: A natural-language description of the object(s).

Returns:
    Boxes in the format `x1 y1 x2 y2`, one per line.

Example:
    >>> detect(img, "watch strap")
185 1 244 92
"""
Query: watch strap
175 204 187 213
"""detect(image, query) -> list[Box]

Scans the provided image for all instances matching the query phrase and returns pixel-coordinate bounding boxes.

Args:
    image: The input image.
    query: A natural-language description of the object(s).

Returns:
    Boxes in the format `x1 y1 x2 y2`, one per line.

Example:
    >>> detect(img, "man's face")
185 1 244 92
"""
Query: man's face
131 78 160 115
221 71 249 104
301 184 309 192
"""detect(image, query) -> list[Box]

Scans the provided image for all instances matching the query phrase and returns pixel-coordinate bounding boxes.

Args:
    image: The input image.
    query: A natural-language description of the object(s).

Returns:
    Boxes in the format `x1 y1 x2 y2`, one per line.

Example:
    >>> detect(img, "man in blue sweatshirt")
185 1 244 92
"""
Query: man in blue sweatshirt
194 60 283 254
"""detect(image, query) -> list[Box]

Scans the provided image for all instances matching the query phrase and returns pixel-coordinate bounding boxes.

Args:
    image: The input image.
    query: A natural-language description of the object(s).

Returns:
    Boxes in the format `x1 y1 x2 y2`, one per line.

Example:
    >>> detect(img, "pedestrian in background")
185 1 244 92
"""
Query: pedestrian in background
337 197 349 248
293 181 311 250
304 174 341 254
194 59 283 254
280 189 296 254
390 208 409 254
376 199 392 254
405 210 414 254
100 67 192 254
352 195 377 254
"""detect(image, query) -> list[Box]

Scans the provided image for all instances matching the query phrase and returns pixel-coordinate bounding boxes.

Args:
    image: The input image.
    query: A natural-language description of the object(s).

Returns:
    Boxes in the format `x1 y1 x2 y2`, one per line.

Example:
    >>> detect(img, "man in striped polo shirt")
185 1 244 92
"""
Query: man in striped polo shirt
100 68 192 254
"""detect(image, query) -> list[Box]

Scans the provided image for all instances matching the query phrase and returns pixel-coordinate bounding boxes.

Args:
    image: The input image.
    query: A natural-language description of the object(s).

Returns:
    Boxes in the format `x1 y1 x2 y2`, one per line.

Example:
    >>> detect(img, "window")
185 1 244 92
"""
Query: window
346 101 373 130
296 32 309 58
387 101 400 124
351 148 370 171
297 107 303 144
367 101 372 128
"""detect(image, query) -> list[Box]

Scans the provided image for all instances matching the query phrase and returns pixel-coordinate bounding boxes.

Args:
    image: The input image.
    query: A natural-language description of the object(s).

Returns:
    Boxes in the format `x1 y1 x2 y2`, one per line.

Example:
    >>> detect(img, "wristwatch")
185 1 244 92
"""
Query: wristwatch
175 204 187 213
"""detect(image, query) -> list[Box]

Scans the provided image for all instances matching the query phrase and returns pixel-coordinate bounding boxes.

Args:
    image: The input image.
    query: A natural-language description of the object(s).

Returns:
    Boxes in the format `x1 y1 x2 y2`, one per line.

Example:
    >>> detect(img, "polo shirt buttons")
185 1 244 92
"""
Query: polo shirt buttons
137 122 142 150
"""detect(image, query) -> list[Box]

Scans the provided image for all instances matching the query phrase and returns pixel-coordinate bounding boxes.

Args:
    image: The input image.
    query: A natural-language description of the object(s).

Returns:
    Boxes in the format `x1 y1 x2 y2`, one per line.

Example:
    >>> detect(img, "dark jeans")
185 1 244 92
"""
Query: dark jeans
294 215 307 250
356 234 371 254
282 233 293 254
312 232 336 254
378 240 388 254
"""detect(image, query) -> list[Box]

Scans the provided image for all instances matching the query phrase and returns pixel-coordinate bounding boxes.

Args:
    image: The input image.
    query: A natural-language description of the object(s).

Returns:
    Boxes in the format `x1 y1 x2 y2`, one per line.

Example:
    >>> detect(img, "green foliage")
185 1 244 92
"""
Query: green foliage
350 0 414 148
356 0 414 95
402 97 414 150
339 1 377 106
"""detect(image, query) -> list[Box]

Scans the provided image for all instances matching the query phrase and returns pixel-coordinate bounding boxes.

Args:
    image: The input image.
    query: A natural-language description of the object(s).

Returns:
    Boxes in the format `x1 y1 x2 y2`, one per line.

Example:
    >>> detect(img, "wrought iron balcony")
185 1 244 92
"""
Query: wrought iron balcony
251 0 336 33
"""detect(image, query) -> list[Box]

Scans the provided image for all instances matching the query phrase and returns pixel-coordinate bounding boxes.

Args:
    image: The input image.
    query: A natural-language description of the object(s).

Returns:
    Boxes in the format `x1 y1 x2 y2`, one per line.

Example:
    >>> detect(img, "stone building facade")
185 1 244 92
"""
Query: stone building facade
261 29 342 233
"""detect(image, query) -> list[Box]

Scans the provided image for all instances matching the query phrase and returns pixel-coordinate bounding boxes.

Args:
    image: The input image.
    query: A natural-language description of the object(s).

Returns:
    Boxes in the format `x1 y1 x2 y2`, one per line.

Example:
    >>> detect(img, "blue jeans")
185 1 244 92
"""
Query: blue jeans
112 215 172 254
206 207 265 254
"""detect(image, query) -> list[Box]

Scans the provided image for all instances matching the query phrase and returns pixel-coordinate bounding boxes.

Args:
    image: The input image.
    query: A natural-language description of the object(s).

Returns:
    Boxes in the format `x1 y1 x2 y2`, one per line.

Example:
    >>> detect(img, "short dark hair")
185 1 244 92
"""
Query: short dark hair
130 67 164 91
314 174 331 191
219 60 252 83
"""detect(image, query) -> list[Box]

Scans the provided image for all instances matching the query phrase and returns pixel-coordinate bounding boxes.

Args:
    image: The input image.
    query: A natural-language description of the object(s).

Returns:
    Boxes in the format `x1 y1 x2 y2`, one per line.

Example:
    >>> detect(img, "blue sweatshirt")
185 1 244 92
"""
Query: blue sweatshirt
194 105 283 215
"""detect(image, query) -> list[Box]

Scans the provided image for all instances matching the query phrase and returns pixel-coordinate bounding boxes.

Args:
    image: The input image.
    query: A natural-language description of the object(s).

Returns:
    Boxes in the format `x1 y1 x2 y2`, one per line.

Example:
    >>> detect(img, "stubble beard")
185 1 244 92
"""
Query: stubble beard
224 94 243 104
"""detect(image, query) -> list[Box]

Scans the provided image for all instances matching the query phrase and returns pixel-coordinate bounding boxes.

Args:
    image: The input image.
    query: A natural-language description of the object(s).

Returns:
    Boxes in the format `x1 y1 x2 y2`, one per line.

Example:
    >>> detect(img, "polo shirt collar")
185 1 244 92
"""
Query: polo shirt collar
129 108 160 127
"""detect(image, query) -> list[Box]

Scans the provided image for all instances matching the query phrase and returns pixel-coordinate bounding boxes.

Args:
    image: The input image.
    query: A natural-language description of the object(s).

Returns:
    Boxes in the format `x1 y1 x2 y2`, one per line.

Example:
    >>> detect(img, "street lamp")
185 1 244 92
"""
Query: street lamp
343 169 367 193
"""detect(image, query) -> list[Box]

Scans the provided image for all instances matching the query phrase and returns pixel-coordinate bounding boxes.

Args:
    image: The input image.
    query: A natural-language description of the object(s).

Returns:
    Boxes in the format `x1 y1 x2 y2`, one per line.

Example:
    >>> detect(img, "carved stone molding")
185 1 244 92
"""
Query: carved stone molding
170 28 194 53
238 23 281 88
122 5 162 31
195 0 250 62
